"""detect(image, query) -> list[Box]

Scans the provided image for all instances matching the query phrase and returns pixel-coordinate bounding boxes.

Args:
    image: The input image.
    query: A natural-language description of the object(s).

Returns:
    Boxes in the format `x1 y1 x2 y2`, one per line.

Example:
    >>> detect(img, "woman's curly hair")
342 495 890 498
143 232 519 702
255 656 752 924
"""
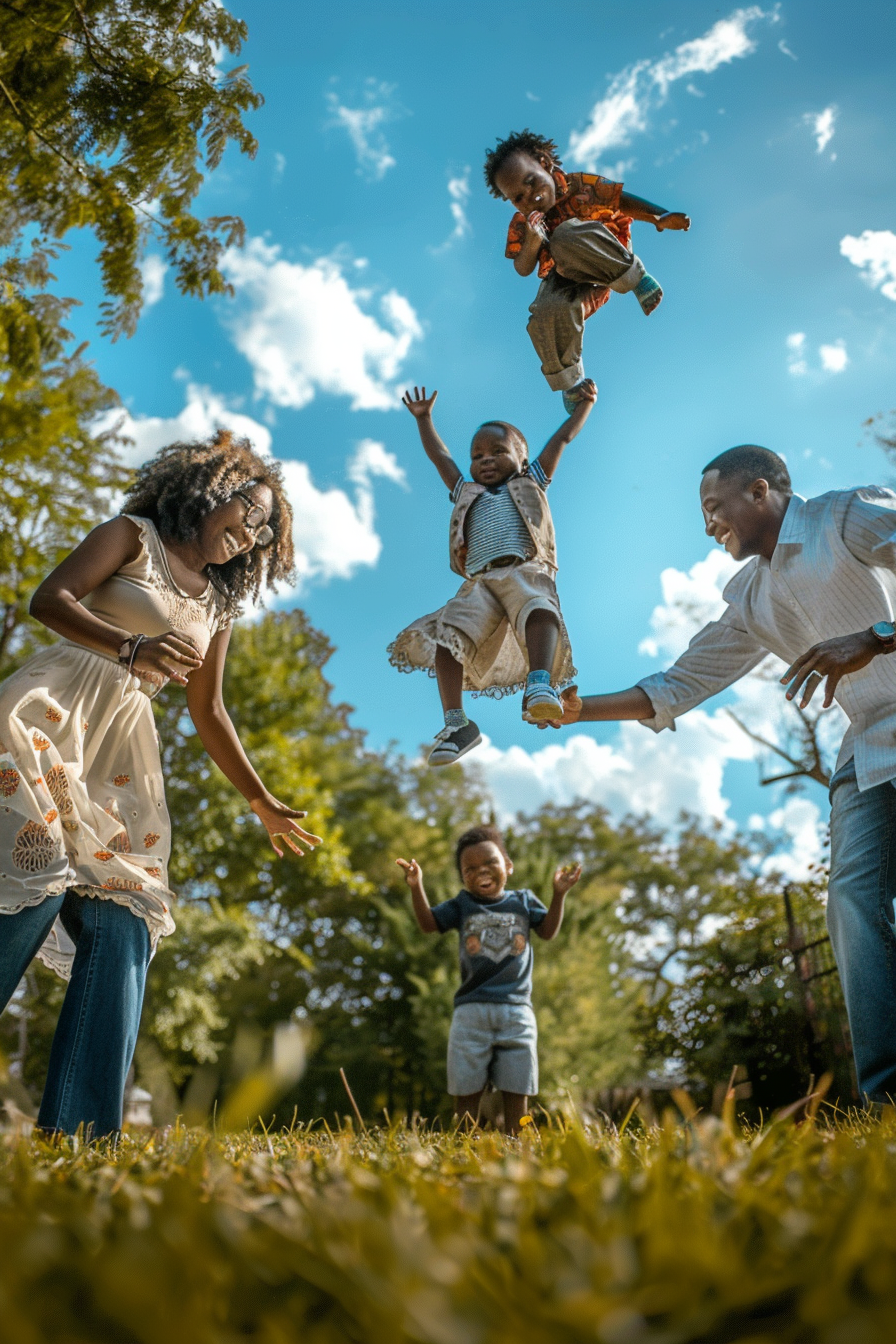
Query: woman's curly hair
122 429 295 621
483 130 562 198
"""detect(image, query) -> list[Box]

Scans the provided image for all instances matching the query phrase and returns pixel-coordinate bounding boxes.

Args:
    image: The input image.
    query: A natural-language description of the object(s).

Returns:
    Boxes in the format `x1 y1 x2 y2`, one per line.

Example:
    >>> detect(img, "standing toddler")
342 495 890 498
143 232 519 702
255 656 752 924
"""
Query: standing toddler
397 825 581 1135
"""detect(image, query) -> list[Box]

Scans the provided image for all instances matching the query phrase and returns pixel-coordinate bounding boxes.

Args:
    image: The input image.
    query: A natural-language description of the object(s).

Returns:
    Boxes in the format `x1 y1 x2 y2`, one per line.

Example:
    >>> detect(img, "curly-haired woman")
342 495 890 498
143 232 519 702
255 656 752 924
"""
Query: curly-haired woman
0 430 318 1138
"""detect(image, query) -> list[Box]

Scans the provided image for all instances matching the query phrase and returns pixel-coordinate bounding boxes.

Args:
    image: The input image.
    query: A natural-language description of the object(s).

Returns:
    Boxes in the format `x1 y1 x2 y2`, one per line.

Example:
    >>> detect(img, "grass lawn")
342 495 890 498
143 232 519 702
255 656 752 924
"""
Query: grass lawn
1 1105 894 1343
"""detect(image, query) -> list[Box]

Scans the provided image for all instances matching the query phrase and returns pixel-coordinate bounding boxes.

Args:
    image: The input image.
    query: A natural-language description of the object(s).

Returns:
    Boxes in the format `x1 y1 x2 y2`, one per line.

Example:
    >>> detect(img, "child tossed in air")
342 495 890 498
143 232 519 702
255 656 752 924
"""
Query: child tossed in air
397 825 581 1135
483 129 690 408
387 382 595 766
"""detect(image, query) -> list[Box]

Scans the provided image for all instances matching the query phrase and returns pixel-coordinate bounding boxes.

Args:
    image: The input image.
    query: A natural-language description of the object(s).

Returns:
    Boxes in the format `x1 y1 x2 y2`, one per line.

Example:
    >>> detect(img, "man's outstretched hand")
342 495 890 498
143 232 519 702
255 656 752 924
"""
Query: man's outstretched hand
781 629 882 709
536 686 583 730
655 212 690 231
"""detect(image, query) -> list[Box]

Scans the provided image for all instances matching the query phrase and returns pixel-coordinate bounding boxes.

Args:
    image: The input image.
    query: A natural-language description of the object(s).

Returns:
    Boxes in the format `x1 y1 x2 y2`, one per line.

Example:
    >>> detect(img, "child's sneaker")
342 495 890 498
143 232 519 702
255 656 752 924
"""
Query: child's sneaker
428 719 482 767
634 273 663 315
562 380 598 415
522 675 563 723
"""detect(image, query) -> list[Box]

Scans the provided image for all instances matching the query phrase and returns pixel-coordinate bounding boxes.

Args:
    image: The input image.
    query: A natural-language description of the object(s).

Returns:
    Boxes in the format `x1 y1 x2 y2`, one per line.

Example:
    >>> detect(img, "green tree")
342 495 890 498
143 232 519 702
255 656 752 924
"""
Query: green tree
0 247 130 676
0 0 261 338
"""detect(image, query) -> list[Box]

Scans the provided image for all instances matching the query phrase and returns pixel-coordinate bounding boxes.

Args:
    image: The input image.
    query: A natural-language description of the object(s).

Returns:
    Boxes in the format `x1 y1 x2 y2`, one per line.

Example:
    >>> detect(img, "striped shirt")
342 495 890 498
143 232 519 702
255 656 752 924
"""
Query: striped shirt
451 461 550 576
637 488 896 791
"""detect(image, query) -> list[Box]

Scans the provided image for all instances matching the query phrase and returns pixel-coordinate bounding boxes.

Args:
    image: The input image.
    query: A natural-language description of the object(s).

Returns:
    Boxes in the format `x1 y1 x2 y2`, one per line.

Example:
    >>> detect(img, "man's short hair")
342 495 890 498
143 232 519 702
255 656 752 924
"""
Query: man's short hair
455 825 510 875
702 445 792 495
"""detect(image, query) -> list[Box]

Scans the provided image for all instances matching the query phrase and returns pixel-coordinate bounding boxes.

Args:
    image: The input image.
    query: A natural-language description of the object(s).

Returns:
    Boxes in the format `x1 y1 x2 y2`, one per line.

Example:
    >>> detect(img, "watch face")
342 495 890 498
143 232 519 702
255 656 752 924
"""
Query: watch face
872 621 896 642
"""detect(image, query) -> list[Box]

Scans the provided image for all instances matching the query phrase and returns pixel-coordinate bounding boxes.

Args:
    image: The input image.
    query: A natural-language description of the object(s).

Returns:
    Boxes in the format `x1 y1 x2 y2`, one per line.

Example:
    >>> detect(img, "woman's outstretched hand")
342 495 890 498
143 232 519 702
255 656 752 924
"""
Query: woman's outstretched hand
132 630 204 686
251 795 322 858
402 387 438 418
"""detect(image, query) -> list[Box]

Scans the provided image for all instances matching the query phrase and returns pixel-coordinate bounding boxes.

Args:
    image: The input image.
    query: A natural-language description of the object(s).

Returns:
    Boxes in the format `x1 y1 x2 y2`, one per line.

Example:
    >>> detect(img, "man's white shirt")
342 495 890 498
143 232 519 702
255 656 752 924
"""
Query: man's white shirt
637 488 896 791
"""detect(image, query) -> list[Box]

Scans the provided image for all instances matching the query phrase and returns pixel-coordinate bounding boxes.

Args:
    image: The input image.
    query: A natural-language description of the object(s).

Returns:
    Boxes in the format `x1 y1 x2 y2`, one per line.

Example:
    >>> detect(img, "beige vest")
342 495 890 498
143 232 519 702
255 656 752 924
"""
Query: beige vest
449 475 557 578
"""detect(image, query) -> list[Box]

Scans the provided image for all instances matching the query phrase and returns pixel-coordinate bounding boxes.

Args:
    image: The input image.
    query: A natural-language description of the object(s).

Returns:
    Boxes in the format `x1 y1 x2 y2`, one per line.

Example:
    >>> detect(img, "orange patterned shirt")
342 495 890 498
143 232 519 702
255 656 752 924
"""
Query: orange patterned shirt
505 170 633 319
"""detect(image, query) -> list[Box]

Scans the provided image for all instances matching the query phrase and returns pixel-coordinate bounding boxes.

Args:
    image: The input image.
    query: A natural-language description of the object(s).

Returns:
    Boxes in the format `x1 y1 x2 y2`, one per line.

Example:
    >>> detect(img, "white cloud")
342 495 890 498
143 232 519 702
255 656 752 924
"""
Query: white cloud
840 230 896 302
471 711 755 830
221 238 422 412
804 105 836 154
778 38 797 60
111 381 272 466
639 549 739 659
752 796 826 880
819 340 848 373
281 439 406 588
273 152 286 181
787 332 847 377
103 386 403 593
568 7 773 168
140 254 167 308
432 169 472 252
326 80 399 180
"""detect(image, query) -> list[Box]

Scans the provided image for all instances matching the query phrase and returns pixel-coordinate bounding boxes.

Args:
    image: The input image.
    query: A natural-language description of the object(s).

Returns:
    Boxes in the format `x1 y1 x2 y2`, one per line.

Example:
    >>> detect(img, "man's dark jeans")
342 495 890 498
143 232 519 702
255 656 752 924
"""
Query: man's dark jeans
0 891 150 1136
829 759 896 1101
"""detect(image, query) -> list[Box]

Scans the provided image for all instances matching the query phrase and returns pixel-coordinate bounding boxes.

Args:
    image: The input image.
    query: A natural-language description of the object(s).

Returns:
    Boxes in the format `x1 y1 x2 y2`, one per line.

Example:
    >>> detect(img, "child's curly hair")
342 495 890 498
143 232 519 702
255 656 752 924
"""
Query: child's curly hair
123 429 295 622
455 825 511 876
483 130 562 198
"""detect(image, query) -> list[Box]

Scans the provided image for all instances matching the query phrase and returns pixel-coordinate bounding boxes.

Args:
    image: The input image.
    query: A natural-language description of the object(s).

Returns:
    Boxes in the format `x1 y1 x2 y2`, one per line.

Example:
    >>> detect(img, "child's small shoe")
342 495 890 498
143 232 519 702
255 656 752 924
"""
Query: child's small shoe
428 719 482 767
522 673 563 723
634 273 663 315
561 380 598 415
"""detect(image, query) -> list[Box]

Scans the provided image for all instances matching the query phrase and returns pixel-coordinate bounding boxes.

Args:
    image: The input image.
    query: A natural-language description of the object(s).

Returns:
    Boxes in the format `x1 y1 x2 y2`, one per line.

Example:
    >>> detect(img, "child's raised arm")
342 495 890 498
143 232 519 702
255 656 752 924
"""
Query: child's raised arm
535 380 597 481
396 857 439 933
401 387 462 492
620 189 690 232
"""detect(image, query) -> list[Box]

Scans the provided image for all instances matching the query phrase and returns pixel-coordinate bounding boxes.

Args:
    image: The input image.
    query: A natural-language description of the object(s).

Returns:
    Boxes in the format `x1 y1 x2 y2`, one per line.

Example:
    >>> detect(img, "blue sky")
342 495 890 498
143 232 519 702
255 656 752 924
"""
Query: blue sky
56 1 896 853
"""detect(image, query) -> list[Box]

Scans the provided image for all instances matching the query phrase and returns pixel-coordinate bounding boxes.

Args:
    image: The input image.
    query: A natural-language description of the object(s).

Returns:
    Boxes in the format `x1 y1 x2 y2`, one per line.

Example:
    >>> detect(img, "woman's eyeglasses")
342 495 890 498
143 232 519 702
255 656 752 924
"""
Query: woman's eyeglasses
231 490 274 549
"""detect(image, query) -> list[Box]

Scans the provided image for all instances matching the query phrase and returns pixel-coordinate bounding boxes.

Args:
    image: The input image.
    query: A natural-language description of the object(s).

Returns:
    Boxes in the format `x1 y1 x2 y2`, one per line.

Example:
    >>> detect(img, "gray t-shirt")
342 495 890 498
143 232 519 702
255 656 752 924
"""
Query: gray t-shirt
431 888 548 1006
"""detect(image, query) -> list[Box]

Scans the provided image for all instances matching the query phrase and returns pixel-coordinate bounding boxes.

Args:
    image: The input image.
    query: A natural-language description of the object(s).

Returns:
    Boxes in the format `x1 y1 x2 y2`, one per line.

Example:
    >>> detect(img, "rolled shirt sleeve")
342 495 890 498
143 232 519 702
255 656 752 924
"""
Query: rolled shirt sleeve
840 487 896 572
636 606 768 733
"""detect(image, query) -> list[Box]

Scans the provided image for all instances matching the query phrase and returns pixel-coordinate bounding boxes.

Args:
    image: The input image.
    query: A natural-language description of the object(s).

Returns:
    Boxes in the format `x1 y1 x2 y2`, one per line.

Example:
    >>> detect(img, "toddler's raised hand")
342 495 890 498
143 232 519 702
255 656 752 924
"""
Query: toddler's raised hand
396 857 425 893
402 386 438 418
655 211 690 232
553 862 582 897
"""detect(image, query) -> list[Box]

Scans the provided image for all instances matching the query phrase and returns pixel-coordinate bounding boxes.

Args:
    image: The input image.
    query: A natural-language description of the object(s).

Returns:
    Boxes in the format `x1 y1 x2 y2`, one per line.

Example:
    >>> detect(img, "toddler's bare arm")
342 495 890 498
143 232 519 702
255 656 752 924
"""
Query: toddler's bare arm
402 387 462 491
620 189 690 232
396 858 439 933
535 381 597 480
512 212 547 276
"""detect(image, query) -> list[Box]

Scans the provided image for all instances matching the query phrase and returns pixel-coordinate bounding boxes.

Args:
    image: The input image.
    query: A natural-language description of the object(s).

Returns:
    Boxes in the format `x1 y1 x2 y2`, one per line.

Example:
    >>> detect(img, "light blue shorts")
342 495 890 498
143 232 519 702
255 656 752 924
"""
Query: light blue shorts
446 1001 538 1096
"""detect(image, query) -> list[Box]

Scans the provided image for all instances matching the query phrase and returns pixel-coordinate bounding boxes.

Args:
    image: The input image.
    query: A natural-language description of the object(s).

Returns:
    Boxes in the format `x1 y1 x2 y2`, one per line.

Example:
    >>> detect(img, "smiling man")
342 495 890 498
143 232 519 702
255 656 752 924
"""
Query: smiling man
551 443 896 1101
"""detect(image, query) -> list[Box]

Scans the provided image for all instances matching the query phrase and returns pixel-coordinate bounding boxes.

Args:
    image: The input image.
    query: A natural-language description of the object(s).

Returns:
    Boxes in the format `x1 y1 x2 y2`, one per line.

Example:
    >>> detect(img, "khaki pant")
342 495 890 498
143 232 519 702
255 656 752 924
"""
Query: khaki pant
527 218 645 391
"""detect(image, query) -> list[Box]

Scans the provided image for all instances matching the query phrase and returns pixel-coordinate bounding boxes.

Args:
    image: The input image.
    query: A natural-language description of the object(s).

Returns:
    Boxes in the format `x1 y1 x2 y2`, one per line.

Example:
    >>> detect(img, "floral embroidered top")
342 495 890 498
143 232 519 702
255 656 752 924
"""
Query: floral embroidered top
505 169 633 320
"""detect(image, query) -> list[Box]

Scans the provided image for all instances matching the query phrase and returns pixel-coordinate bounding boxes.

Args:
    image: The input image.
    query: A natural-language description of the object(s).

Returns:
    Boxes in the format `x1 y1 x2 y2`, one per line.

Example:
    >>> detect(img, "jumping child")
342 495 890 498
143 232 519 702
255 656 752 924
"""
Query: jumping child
483 129 690 407
387 383 595 766
397 826 581 1135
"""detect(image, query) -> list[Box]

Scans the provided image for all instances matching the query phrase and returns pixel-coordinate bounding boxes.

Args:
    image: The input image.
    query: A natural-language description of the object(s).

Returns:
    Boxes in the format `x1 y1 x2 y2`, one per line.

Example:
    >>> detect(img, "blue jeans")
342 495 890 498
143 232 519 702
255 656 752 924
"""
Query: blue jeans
0 891 150 1137
828 759 896 1101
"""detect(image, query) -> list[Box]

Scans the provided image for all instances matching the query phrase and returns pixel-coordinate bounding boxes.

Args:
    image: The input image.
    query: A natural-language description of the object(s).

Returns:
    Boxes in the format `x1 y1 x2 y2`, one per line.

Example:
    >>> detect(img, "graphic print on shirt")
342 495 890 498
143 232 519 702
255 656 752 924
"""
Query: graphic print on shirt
463 908 529 962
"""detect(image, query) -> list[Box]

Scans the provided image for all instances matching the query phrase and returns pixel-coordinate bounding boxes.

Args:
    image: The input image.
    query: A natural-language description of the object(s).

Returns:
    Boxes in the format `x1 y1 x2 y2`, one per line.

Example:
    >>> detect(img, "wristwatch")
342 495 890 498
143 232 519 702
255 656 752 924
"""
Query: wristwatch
870 621 896 651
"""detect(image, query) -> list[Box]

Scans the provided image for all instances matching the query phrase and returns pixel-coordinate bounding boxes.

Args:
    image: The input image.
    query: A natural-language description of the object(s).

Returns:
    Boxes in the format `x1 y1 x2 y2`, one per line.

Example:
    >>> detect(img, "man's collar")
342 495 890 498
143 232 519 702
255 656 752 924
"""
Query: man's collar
776 493 807 546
